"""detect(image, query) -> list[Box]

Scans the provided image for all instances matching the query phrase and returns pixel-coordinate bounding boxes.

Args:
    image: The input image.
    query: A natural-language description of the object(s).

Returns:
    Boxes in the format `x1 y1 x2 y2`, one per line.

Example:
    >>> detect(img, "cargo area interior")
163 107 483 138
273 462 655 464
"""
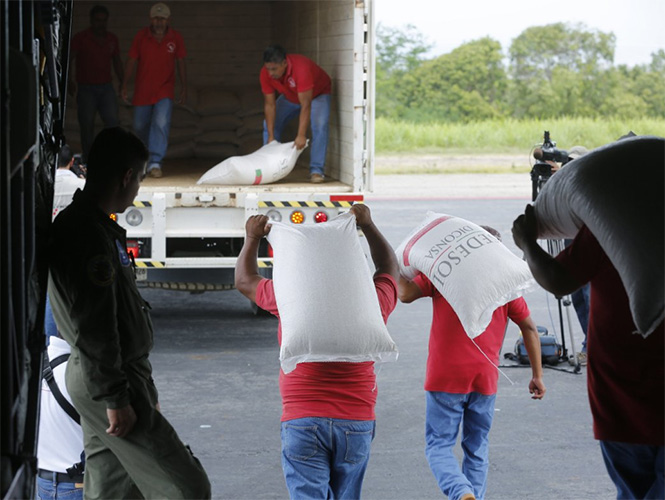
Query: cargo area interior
66 0 365 190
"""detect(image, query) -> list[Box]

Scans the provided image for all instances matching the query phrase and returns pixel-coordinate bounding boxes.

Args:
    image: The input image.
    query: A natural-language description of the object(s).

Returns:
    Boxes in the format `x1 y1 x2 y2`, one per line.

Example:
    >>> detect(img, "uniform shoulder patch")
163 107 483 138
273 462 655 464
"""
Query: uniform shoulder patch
115 239 130 267
87 254 115 286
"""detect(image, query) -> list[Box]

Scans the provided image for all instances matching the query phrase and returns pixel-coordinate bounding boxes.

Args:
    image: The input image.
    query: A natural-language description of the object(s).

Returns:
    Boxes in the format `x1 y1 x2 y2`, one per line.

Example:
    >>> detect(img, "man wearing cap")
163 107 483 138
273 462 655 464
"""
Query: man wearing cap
68 4 124 165
122 2 187 178
260 44 332 184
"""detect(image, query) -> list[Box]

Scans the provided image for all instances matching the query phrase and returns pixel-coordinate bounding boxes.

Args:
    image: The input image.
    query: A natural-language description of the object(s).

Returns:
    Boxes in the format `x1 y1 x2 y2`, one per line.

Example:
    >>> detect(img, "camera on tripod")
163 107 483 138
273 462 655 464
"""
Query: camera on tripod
530 130 569 200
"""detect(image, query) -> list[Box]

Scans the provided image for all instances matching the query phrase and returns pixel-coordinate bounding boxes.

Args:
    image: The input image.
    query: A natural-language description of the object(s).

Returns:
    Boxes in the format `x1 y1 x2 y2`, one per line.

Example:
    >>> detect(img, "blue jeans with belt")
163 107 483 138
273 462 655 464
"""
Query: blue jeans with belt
280 417 375 499
263 94 331 176
425 391 496 500
36 471 83 500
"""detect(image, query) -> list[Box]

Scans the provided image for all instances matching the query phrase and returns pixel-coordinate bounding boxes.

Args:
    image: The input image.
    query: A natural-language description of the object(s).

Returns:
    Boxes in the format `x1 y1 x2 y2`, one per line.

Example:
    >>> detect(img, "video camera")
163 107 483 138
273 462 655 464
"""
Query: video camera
530 130 568 200
71 153 86 178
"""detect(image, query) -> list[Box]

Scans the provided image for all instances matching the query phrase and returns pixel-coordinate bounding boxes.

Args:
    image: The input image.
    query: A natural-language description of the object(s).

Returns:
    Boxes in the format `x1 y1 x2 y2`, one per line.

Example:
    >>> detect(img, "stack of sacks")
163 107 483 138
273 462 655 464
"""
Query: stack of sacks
193 86 241 159
533 135 664 337
235 87 265 155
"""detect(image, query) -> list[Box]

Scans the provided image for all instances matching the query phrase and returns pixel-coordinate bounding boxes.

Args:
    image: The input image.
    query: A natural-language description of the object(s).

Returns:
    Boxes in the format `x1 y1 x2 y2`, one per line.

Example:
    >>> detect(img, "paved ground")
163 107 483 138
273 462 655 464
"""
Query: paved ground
145 183 618 500
368 173 531 200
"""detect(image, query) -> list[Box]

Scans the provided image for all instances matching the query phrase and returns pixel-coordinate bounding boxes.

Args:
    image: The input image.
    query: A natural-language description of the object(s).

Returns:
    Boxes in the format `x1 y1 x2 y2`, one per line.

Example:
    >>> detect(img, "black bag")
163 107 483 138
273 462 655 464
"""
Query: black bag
513 326 562 366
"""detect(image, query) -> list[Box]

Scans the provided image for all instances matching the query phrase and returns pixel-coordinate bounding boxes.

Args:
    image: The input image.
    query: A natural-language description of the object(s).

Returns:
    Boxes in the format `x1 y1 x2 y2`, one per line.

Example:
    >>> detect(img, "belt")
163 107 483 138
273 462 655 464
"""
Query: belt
37 469 84 483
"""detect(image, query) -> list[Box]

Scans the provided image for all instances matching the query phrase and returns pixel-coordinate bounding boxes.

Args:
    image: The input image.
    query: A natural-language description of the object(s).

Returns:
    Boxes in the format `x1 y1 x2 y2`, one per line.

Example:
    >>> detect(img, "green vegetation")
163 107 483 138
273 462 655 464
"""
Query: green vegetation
375 116 665 153
376 23 665 123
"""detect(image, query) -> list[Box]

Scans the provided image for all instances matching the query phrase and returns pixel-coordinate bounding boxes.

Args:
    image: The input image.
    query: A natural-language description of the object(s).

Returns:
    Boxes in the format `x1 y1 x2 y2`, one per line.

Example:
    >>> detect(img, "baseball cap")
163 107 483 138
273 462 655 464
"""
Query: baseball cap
568 145 588 159
150 2 170 18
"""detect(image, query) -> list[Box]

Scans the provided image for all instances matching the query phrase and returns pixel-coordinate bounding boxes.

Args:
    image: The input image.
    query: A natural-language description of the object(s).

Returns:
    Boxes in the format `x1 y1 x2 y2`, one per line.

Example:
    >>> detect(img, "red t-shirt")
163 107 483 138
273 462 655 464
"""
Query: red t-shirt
260 54 331 104
255 274 397 422
414 274 530 396
556 225 664 445
70 28 120 85
128 27 186 106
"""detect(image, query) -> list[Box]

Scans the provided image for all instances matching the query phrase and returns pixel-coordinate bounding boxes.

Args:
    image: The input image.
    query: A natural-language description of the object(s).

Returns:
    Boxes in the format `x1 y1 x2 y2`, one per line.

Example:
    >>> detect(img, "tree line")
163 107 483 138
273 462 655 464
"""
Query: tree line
376 22 665 123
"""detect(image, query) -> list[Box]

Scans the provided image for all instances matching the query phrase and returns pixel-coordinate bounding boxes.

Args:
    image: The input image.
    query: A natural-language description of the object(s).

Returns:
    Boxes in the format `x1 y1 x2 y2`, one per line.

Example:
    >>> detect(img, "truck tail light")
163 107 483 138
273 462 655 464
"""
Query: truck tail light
314 211 328 223
290 210 305 224
268 244 273 257
127 240 140 259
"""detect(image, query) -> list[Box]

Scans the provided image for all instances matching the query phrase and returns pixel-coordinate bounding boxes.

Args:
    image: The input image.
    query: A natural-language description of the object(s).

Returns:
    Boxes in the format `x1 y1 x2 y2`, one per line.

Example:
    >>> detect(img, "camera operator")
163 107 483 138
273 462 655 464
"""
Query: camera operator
52 145 86 221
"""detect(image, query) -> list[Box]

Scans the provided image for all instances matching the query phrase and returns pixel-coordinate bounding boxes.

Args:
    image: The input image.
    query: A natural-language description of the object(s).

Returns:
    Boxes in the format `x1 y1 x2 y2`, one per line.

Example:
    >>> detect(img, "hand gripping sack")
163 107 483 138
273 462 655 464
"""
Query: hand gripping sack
533 135 664 337
197 140 305 185
267 212 398 374
396 212 534 338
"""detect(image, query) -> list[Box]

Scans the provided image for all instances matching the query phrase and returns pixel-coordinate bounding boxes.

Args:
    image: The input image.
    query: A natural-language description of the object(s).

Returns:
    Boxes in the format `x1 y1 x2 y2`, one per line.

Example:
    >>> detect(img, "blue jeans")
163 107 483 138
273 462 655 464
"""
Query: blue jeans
263 94 331 175
76 83 118 163
133 98 173 170
36 475 83 500
600 441 664 499
280 417 375 499
425 391 496 500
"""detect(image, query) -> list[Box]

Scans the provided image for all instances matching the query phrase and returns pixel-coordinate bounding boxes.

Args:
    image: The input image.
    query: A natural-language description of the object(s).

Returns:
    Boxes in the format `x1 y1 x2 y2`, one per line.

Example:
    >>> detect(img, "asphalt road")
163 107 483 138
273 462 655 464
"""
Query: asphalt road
144 183 616 499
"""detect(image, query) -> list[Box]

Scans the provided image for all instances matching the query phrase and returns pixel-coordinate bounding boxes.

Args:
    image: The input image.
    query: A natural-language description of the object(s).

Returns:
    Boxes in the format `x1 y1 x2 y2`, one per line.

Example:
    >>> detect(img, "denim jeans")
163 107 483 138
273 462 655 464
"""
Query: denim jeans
425 391 496 500
280 417 375 499
76 83 118 163
133 98 173 170
36 475 83 500
263 94 331 175
600 441 664 499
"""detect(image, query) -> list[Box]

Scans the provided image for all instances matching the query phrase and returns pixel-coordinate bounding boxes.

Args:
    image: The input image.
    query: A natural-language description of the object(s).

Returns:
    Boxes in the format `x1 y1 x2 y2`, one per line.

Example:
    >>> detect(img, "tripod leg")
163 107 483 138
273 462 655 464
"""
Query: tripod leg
564 297 581 373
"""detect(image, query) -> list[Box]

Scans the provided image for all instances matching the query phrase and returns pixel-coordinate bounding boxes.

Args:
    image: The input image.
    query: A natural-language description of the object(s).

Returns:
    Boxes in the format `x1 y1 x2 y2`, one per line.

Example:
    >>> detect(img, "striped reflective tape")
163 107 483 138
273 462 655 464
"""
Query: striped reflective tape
259 201 354 208
258 260 273 268
135 261 165 268
133 201 152 208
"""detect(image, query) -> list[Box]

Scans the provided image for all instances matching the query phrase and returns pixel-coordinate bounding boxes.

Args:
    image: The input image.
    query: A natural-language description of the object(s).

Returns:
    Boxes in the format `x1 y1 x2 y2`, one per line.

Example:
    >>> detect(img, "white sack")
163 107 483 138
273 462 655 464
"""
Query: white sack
197 141 304 185
267 212 398 374
396 212 534 338
533 135 664 337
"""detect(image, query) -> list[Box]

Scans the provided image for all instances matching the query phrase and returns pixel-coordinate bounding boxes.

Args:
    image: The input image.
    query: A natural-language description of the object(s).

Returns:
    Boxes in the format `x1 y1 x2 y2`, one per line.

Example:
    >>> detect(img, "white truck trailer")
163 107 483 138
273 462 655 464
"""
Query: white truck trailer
68 0 379 291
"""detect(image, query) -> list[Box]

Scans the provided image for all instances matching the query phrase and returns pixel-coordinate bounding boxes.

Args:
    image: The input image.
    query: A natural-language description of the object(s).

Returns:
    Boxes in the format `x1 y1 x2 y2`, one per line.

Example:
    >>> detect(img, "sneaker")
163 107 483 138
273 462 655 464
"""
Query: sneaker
577 351 587 366
310 173 324 184
149 167 163 178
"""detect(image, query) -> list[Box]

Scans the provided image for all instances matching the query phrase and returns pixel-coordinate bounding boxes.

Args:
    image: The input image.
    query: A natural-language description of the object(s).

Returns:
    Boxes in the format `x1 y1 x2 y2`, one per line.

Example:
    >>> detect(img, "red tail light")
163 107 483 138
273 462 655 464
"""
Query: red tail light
314 211 328 223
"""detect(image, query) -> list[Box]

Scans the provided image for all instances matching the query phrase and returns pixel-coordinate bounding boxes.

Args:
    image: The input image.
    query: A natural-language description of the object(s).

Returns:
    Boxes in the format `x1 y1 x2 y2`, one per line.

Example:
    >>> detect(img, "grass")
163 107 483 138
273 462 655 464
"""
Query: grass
374 116 665 174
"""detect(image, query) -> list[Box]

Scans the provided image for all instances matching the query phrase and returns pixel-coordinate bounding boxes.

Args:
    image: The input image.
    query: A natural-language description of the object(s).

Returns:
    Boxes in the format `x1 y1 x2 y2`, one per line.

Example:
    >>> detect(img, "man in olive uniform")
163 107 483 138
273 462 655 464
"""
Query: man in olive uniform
48 127 210 499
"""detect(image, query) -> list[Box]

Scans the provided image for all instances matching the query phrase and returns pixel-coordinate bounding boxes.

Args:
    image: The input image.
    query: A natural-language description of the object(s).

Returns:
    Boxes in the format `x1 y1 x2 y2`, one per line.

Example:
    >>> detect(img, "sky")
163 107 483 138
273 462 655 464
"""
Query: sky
374 0 665 67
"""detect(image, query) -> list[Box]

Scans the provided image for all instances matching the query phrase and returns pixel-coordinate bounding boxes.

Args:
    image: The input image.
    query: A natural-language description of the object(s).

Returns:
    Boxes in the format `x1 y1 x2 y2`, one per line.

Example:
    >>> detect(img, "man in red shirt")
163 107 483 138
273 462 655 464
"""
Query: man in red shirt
399 227 546 500
121 2 187 178
260 44 331 184
513 207 664 500
235 204 398 499
68 5 123 164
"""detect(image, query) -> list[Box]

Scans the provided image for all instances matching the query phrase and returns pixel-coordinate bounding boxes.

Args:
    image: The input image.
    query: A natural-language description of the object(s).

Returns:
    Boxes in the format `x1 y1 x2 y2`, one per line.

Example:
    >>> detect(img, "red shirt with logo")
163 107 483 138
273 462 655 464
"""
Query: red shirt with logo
70 28 120 85
128 26 186 106
414 273 530 396
255 274 397 422
260 54 331 104
555 225 664 445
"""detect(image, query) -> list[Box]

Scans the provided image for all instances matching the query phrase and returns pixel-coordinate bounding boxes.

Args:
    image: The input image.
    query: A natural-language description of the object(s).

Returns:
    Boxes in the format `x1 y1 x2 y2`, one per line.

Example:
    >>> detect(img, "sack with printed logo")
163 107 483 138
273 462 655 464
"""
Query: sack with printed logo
197 140 305 185
268 212 398 374
396 212 534 338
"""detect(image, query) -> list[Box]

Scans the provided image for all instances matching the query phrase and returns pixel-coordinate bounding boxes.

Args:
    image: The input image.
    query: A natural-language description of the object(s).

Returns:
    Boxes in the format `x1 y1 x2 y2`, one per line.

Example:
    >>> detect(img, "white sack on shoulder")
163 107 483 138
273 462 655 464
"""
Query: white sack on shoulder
197 140 305 185
267 212 398 374
396 212 534 338
533 135 664 337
